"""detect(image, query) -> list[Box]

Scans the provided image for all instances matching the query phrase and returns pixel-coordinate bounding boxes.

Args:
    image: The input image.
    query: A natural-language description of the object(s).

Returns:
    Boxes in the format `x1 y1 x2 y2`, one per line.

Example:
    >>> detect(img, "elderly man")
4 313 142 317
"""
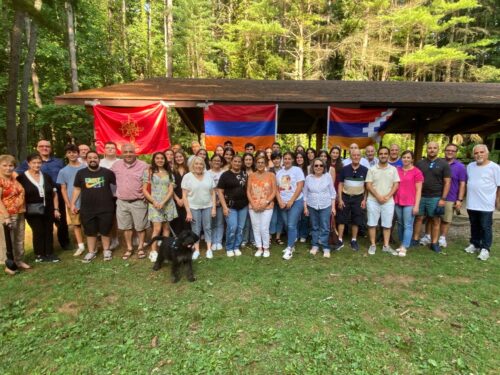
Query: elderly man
78 144 91 164
365 147 400 255
111 143 149 260
388 144 403 167
72 151 116 262
464 144 500 261
17 139 70 250
335 149 369 251
413 142 451 253
342 143 371 169
364 145 378 168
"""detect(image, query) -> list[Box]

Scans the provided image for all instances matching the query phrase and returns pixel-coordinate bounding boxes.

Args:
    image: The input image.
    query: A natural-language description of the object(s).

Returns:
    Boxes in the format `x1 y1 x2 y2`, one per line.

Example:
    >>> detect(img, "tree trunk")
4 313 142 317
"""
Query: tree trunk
31 62 43 108
6 11 25 157
19 3 41 162
121 0 131 79
163 0 173 77
146 0 152 77
65 1 79 92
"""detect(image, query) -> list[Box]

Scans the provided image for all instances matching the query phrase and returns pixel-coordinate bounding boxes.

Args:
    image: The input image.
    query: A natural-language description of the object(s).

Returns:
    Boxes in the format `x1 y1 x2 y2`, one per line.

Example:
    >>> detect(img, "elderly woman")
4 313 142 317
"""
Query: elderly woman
247 155 277 257
143 152 178 260
0 155 30 274
182 156 216 260
303 158 336 258
17 153 61 263
276 151 305 260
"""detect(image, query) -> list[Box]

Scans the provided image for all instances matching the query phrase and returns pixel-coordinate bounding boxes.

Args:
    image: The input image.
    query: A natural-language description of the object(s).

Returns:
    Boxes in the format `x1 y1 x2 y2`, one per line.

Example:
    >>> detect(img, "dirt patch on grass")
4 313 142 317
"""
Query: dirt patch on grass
442 276 471 284
376 275 415 286
432 308 449 320
104 294 118 304
58 302 79 317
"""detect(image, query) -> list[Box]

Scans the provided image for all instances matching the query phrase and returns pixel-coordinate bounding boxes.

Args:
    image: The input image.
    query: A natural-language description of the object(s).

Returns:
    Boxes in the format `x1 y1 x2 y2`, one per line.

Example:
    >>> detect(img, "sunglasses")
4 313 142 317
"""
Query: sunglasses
313 164 324 168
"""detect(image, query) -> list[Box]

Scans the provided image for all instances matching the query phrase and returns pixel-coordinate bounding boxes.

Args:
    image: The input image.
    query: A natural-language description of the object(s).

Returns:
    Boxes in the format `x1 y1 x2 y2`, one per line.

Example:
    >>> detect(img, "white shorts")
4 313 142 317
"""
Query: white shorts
367 199 395 228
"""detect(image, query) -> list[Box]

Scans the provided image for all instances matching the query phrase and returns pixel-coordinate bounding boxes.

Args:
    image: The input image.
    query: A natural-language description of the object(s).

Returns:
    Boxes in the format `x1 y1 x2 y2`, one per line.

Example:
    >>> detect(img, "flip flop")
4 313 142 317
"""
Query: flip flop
137 250 147 259
122 250 133 260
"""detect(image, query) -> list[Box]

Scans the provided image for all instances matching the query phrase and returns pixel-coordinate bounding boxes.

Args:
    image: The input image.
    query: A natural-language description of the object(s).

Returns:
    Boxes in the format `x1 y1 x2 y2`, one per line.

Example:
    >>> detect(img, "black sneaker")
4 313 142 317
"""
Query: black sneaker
350 240 359 251
430 243 441 253
334 240 344 251
46 254 61 263
35 255 44 263
409 239 420 248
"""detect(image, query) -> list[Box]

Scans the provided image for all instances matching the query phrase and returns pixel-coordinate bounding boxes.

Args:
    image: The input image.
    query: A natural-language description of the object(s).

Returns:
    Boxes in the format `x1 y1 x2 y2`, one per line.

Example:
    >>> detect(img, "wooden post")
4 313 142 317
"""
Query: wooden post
316 131 323 151
414 117 426 161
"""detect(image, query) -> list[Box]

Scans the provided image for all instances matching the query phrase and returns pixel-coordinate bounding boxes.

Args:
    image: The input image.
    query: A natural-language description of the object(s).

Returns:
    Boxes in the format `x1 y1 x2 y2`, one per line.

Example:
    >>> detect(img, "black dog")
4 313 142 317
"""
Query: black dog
149 230 199 283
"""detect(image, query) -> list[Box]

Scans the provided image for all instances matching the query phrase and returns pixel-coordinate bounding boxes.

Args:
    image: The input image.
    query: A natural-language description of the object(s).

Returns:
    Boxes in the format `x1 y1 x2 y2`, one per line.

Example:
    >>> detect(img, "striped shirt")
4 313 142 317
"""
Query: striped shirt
339 164 368 196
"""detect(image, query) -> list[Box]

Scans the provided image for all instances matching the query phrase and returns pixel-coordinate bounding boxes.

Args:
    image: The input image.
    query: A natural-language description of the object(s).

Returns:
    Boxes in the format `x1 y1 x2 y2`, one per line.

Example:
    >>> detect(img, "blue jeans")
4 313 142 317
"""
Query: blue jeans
242 212 255 244
211 206 224 245
225 206 248 251
395 205 415 248
190 207 212 243
308 205 331 251
467 209 493 251
280 198 304 248
270 206 284 235
298 212 309 240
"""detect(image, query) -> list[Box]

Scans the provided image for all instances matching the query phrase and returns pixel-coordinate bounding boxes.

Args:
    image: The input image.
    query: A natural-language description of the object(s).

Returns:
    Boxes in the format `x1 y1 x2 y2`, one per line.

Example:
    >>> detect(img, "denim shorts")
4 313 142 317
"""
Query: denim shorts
418 197 440 217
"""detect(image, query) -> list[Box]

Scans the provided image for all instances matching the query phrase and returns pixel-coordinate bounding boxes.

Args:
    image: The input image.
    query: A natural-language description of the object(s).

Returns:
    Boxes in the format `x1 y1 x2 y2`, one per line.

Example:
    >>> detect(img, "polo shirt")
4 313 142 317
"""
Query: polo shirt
446 159 467 202
365 163 400 203
415 158 451 198
339 164 368 196
111 159 148 200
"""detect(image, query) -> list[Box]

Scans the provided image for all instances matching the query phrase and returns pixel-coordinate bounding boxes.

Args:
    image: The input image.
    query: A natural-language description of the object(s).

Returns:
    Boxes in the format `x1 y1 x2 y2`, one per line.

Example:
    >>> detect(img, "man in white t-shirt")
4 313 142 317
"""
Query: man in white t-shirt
343 143 371 169
464 144 500 261
100 141 119 169
365 146 400 255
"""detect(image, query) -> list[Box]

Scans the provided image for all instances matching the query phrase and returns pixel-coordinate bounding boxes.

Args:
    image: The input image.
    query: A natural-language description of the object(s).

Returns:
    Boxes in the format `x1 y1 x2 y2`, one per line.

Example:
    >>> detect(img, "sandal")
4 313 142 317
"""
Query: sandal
83 252 97 263
122 250 133 260
103 250 112 261
137 249 147 259
275 238 284 245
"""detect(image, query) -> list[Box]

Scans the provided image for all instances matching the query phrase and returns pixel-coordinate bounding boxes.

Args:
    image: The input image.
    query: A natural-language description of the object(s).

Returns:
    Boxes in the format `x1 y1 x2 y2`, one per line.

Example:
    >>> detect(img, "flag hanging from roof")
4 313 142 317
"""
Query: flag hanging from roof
93 102 170 155
327 107 395 149
204 104 277 152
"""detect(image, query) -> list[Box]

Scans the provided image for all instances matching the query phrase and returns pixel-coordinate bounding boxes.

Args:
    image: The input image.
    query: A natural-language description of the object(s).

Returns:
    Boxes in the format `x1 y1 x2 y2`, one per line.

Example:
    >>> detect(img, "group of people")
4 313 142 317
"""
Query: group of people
1 137 499 276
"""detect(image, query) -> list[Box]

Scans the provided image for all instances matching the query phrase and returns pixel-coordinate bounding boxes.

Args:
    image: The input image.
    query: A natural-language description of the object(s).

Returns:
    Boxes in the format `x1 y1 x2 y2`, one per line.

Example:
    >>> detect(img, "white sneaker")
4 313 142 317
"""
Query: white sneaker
300 237 307 243
149 251 158 262
211 244 217 251
216 244 223 251
226 250 234 257
383 245 398 255
398 247 407 257
477 249 490 261
206 249 213 259
255 249 263 257
438 236 447 248
263 250 270 258
282 247 294 260
323 251 331 258
309 247 318 255
464 244 479 254
419 235 431 246
110 237 120 250
368 245 376 255
73 248 85 257
192 251 200 260
234 249 242 256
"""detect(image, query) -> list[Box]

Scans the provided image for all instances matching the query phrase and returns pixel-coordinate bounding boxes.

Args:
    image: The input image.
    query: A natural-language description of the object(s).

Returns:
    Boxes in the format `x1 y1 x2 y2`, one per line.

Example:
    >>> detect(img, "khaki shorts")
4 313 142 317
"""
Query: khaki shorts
116 199 149 231
441 201 455 223
66 207 81 225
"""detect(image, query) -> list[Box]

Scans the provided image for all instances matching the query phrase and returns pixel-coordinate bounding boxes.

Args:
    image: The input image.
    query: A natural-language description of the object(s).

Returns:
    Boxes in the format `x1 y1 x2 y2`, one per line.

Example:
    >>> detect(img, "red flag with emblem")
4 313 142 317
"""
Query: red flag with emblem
93 102 170 155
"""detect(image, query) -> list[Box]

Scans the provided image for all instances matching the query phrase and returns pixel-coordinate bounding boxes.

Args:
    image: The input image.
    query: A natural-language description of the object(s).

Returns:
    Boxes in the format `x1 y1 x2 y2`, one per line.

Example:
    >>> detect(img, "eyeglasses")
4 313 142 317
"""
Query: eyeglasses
38 145 51 148
445 149 457 153
313 164 324 168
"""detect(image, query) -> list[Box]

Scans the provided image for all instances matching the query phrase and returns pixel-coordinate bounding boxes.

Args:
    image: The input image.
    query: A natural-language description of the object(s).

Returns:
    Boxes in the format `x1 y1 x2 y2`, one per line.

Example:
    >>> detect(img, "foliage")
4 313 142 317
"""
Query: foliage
0 236 499 373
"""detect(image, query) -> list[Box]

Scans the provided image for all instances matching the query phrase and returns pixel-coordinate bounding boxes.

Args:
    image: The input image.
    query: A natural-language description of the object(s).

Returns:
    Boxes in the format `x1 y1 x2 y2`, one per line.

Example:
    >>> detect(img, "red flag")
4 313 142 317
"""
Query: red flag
93 102 170 155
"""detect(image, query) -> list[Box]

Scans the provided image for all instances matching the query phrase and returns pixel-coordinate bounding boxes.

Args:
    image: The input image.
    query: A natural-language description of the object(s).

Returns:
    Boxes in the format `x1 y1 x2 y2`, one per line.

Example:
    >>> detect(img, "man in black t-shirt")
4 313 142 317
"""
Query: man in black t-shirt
71 151 116 263
413 142 451 253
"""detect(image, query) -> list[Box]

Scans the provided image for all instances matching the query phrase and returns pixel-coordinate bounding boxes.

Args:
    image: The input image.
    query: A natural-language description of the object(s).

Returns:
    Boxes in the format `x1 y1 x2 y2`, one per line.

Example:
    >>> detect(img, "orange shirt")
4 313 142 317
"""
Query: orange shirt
0 176 25 215
247 172 276 210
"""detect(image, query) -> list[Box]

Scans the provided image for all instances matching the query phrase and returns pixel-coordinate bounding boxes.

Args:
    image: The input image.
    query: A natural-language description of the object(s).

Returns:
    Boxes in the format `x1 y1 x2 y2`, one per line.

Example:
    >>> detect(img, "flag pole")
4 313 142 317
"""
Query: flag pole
326 106 330 150
275 104 278 143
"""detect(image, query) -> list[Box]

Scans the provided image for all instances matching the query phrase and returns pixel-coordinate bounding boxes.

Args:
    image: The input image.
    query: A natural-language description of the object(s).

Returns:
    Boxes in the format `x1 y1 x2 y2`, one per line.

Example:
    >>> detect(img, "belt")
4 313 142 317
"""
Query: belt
120 198 142 203
342 192 364 198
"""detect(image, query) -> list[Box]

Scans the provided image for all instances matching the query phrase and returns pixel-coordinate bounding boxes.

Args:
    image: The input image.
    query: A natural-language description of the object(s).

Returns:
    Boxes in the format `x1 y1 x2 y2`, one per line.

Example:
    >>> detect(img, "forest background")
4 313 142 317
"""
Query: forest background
1 0 499 161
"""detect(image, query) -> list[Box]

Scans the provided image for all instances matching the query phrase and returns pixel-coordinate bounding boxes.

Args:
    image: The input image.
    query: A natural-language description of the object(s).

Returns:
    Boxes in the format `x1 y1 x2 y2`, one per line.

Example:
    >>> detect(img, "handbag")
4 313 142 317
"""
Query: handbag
26 202 45 215
328 214 339 246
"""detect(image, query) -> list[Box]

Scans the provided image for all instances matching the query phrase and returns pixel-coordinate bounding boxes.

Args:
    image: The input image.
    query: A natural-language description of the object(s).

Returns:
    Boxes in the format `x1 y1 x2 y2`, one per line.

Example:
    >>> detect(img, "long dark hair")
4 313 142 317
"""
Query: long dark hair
150 151 173 179
173 151 188 175
242 152 255 172
294 151 309 176
329 146 343 174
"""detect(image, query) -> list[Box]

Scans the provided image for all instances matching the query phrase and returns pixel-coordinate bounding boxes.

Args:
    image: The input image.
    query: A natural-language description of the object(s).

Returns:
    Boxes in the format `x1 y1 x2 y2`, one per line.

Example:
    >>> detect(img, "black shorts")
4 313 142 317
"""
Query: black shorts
336 193 364 226
80 212 114 237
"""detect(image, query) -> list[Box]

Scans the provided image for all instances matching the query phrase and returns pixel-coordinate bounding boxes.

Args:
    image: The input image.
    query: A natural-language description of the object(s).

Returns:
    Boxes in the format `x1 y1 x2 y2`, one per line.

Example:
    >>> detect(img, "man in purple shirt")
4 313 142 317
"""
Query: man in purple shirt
111 143 149 260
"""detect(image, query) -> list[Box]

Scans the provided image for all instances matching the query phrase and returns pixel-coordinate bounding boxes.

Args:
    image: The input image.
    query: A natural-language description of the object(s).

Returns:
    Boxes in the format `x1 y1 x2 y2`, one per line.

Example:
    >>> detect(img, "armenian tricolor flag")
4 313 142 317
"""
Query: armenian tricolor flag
327 107 395 149
204 104 277 152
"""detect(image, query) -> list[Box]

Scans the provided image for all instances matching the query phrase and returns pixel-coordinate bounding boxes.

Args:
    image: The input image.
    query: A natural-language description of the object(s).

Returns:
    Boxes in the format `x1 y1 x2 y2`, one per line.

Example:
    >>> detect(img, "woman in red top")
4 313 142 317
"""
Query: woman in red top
0 155 30 275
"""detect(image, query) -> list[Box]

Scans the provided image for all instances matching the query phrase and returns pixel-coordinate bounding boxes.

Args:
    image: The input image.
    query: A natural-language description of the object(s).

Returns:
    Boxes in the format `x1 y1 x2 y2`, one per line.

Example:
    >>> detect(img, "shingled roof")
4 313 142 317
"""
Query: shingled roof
55 78 500 135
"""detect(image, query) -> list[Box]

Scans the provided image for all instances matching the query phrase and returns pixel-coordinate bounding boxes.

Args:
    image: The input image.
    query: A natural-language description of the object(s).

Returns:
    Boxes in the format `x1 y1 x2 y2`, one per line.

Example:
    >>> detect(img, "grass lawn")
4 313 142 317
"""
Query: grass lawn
1 237 499 374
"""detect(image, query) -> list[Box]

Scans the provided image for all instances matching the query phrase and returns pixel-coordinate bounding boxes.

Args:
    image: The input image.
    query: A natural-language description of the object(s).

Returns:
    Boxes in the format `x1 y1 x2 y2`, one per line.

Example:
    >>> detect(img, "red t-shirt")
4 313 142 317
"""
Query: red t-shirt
394 167 424 206
0 176 25 215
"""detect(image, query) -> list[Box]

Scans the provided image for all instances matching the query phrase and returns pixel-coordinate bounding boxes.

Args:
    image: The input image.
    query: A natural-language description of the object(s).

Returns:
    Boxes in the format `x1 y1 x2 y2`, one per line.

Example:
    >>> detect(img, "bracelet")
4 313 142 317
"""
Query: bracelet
54 208 60 211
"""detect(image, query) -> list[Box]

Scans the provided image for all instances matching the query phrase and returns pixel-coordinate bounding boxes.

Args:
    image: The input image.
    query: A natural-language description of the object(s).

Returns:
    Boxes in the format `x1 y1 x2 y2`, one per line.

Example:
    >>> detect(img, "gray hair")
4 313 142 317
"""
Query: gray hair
472 144 489 154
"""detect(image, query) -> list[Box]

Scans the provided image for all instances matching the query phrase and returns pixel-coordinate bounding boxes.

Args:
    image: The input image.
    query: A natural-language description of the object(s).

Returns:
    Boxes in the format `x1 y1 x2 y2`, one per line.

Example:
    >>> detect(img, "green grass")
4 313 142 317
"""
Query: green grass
1 238 499 374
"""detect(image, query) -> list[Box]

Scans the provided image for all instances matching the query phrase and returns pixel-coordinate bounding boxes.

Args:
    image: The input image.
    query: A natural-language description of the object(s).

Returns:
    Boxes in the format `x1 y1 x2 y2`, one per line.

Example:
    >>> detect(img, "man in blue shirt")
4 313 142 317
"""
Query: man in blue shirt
17 139 71 250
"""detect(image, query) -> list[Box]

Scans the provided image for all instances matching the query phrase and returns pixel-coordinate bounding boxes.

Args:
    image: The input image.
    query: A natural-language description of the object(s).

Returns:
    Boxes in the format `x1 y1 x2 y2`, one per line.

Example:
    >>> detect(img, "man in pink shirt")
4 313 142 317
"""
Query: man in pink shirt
111 143 149 260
